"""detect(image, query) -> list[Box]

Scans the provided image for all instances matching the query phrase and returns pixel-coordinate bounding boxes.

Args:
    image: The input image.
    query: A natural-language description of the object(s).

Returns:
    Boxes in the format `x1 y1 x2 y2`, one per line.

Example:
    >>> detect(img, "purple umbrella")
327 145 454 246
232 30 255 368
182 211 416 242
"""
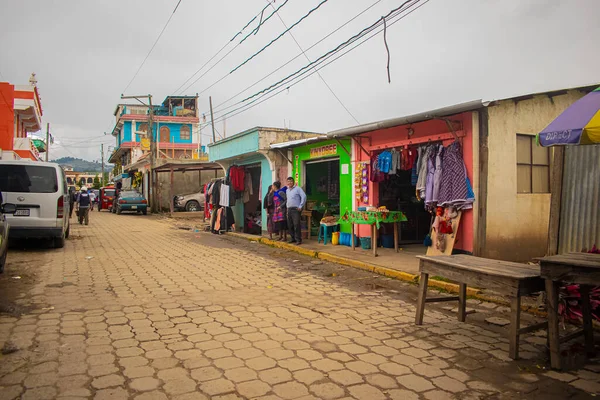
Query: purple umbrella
538 87 600 146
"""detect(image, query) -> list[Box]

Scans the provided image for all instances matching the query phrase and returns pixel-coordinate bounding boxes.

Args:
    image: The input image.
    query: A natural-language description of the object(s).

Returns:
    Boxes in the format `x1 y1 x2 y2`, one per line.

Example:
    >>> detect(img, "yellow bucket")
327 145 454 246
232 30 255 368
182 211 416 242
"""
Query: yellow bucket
332 232 340 245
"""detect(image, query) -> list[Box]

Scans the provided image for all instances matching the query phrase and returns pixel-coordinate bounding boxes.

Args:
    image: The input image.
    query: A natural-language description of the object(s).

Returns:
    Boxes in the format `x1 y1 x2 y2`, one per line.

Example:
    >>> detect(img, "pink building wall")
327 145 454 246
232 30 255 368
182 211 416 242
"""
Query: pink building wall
353 112 475 253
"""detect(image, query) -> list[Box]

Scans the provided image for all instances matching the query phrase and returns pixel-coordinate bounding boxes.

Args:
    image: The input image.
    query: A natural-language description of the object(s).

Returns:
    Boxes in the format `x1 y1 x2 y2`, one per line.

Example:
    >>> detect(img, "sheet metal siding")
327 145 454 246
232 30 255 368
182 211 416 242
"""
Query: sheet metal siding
558 145 600 254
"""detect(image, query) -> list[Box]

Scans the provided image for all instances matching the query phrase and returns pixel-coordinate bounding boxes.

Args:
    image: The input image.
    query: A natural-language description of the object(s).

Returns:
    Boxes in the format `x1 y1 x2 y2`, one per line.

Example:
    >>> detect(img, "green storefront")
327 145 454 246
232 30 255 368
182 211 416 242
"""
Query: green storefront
292 139 352 234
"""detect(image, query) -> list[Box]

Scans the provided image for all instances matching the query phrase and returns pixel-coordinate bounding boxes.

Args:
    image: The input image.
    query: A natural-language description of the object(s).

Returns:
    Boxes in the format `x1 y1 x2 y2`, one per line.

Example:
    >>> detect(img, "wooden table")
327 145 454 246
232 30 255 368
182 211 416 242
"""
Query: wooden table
339 211 407 257
301 210 312 240
536 252 600 370
415 255 546 360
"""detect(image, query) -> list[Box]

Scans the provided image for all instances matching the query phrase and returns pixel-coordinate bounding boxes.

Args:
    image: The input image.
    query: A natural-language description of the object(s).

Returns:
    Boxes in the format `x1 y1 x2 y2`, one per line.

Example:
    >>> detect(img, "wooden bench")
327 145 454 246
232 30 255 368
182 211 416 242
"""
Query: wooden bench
415 255 546 360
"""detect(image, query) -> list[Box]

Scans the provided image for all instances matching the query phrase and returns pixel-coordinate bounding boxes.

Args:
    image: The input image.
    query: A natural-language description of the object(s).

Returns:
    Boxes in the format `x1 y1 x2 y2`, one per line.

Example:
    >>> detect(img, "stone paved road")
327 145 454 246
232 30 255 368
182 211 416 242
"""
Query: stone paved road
0 211 597 400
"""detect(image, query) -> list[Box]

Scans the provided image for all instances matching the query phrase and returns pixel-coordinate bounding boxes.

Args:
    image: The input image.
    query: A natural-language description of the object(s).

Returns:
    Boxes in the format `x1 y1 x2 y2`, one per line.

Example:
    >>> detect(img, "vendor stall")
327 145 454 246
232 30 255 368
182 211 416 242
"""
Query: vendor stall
339 210 407 256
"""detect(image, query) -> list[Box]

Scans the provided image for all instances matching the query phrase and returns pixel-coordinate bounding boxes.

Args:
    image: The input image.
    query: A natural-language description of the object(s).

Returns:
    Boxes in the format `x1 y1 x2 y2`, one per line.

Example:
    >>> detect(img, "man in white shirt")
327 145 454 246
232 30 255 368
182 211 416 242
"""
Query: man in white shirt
285 177 306 245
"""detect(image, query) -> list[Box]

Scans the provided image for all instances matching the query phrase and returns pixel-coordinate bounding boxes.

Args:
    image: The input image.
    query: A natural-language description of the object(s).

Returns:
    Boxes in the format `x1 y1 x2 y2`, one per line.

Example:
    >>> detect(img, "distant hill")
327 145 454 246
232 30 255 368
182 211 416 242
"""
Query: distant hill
52 157 113 173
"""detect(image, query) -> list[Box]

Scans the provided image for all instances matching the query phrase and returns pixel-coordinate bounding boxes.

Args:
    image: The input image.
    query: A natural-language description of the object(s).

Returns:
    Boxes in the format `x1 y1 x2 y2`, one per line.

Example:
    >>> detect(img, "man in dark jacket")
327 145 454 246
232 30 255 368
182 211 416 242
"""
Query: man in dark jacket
76 188 91 225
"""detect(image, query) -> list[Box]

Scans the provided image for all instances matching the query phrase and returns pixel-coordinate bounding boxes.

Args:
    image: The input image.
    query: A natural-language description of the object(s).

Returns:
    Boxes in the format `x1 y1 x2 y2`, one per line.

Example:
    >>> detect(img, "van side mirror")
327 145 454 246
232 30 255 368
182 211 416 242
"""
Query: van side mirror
1 203 17 214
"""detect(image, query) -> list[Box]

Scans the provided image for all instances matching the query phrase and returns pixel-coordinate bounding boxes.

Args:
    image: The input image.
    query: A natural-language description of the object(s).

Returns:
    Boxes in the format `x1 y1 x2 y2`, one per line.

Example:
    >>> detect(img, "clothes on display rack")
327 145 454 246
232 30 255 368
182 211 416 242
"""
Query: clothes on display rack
437 141 474 210
227 166 246 192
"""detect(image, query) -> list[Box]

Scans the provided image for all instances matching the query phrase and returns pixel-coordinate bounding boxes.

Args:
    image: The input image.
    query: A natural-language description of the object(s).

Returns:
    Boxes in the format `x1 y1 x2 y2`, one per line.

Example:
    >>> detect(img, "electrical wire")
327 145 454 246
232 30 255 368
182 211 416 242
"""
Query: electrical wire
231 0 331 73
122 0 183 94
206 0 429 128
209 0 385 114
241 0 417 104
239 0 290 44
268 0 360 124
173 1 288 95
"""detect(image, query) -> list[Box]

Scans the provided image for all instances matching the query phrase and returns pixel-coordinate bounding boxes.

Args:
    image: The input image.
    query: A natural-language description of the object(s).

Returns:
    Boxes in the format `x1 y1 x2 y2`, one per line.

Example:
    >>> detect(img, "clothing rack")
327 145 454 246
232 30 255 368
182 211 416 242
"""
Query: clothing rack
368 131 466 152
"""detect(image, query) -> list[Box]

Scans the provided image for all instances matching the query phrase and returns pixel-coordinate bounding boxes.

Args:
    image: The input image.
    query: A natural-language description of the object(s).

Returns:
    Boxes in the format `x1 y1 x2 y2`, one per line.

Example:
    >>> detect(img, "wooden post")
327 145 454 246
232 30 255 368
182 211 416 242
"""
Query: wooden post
394 223 399 253
169 167 174 215
545 279 562 369
547 147 565 256
458 283 467 323
415 271 429 325
372 224 377 257
509 295 521 360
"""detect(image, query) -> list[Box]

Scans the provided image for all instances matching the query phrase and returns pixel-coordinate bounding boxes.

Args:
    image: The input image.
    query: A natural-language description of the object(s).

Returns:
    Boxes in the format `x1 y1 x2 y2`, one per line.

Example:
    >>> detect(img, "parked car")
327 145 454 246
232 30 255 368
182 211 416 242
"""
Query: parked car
174 191 205 212
113 190 148 215
0 198 17 273
99 186 116 211
0 160 70 248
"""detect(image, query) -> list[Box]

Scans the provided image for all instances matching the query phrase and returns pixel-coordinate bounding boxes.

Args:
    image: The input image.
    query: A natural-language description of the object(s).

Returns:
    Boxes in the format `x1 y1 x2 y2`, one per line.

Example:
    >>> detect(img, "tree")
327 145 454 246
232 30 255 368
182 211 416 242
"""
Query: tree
93 174 101 189
103 172 109 186
78 178 86 188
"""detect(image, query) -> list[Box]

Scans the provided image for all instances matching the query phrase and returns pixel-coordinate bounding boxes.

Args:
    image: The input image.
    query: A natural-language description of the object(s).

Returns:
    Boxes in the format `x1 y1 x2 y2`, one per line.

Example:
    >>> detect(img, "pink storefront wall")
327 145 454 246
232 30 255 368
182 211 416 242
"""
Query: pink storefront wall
353 112 474 253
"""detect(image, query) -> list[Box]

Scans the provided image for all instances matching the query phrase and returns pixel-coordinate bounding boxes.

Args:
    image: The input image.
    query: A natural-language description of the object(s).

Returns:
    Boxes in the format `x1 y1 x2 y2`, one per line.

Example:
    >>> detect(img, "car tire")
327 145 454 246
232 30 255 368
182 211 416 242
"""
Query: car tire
142 209 147 215
116 207 122 215
53 235 65 249
186 200 200 212
65 223 70 239
0 251 6 273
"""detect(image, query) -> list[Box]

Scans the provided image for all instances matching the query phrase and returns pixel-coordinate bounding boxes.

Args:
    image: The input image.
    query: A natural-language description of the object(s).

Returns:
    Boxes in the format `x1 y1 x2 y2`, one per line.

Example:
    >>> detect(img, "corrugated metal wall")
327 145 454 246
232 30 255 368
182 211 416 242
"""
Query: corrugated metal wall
558 145 600 253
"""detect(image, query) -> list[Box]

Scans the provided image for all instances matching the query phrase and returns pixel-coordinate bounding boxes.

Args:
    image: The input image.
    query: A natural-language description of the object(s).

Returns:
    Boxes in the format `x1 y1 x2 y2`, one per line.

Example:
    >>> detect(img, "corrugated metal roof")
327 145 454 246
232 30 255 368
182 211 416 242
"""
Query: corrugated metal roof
269 136 327 149
326 100 483 138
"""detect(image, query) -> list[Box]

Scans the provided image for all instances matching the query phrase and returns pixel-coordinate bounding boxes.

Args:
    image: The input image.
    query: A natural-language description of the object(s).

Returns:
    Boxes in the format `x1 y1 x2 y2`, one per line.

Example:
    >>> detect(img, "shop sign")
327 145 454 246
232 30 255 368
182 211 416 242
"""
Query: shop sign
140 137 151 151
294 155 299 181
309 144 337 159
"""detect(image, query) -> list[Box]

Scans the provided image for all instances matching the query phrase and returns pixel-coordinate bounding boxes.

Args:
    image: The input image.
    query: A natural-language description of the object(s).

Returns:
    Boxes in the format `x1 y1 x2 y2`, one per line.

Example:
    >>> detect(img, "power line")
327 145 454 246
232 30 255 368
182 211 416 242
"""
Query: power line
122 0 183 94
231 0 331 74
268 0 360 124
239 0 291 44
173 1 289 95
209 0 385 115
207 0 429 128
243 0 419 104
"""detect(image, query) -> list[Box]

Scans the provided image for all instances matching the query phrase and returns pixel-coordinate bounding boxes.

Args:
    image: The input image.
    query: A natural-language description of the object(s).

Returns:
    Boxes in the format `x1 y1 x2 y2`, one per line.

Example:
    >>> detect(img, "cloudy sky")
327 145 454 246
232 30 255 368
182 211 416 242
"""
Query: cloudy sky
1 0 598 161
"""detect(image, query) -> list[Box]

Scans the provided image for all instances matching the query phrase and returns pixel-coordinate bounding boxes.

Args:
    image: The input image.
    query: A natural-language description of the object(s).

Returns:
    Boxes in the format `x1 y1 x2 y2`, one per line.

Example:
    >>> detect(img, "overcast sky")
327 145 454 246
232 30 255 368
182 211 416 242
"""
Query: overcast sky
1 0 598 161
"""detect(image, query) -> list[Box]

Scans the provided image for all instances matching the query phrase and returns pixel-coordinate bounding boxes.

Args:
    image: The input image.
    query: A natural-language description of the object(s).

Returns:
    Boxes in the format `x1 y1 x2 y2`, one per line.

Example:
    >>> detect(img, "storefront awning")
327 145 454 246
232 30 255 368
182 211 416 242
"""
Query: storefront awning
326 100 483 138
269 136 327 149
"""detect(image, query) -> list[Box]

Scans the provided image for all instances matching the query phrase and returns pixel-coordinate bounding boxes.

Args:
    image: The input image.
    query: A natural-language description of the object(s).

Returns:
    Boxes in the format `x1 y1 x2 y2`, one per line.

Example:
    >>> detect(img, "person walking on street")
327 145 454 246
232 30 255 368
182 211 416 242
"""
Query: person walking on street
263 185 275 240
76 187 91 225
285 177 306 245
88 189 96 211
69 188 77 218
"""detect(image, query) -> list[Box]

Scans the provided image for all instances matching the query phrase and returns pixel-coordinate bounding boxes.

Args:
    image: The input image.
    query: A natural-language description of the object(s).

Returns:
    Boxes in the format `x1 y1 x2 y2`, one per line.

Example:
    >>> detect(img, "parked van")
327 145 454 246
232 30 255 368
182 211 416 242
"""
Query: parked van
0 160 70 248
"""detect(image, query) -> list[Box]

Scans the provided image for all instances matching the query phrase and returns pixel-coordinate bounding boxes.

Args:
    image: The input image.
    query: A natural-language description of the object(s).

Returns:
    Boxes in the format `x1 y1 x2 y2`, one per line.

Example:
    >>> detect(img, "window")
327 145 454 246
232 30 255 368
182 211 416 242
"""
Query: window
87 177 93 184
160 126 171 142
0 166 58 193
180 125 191 140
516 134 550 193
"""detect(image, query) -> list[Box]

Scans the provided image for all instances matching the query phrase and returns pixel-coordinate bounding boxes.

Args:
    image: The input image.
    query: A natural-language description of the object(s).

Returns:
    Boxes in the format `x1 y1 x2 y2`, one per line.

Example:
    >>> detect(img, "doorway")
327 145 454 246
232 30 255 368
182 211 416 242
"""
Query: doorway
243 165 262 235
303 158 340 236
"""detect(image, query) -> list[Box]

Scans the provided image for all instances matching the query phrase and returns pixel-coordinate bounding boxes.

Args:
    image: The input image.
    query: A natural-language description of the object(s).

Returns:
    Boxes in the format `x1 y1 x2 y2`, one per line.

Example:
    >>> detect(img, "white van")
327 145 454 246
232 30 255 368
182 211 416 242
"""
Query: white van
0 160 70 248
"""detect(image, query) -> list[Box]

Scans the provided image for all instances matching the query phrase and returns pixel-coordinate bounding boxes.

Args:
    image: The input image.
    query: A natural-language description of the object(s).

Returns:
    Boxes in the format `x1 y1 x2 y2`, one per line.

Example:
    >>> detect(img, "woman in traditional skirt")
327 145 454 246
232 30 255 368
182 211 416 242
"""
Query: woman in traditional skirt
263 185 275 239
272 181 288 241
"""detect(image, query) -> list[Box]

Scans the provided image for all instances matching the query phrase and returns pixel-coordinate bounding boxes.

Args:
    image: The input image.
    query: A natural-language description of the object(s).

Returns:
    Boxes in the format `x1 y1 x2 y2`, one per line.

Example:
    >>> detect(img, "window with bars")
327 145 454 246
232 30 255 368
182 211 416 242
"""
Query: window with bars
180 125 191 141
516 134 550 193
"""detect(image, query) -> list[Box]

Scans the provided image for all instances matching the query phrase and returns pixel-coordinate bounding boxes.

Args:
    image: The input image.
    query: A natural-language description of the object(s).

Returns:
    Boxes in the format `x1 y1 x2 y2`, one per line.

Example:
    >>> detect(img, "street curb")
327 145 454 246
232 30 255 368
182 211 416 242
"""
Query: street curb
226 232 481 297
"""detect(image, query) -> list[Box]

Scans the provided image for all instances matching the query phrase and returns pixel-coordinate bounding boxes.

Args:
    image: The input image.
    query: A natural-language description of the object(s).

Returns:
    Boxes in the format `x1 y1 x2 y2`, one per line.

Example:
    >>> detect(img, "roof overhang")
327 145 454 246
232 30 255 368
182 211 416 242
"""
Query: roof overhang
269 135 328 150
327 100 484 138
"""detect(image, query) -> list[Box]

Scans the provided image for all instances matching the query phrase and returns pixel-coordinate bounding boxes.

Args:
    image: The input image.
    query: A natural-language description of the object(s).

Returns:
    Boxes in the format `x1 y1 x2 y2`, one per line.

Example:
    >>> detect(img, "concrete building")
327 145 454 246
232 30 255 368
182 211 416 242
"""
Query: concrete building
108 96 204 200
326 83 598 262
209 127 323 233
0 74 45 161
63 165 100 189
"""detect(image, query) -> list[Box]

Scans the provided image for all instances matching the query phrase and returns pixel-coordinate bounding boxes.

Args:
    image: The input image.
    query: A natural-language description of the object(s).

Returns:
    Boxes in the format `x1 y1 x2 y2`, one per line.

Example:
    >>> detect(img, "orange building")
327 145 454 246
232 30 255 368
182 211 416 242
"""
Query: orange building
0 74 45 161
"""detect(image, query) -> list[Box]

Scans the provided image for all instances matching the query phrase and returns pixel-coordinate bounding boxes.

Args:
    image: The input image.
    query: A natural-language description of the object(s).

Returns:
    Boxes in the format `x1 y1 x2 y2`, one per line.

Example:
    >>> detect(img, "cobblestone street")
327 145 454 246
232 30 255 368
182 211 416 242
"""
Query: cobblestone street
0 212 597 400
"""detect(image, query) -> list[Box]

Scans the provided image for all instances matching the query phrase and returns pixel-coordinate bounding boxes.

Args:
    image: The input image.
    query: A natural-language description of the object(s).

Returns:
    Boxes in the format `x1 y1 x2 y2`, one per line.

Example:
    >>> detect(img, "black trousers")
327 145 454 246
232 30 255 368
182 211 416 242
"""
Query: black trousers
287 208 302 243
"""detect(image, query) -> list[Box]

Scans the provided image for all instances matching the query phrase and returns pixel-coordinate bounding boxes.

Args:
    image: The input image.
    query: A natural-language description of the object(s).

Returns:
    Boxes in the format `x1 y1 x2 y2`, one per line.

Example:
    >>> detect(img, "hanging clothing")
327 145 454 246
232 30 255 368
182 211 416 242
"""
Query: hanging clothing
438 142 474 210
378 150 393 174
425 148 436 207
219 183 230 207
401 148 417 170
370 154 385 182
243 170 253 203
211 180 222 206
228 166 245 192
390 149 399 174
416 145 433 200
431 145 444 206
411 153 419 187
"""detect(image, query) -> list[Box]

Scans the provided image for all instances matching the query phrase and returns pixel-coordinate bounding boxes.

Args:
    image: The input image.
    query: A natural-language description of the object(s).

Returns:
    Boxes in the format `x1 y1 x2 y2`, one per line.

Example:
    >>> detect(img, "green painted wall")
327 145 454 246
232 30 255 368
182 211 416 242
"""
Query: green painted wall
292 139 352 233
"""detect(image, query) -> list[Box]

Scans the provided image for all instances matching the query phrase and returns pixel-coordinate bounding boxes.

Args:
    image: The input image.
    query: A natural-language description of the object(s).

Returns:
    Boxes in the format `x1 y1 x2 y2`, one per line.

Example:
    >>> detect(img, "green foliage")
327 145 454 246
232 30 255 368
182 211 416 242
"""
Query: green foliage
93 175 101 189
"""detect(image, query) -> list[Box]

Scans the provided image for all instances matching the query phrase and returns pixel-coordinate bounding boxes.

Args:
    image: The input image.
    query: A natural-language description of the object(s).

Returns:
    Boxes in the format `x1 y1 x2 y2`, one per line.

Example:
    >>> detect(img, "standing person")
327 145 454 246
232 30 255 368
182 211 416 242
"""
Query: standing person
69 188 77 218
272 182 288 242
88 189 96 211
263 185 275 240
285 177 306 245
76 187 91 225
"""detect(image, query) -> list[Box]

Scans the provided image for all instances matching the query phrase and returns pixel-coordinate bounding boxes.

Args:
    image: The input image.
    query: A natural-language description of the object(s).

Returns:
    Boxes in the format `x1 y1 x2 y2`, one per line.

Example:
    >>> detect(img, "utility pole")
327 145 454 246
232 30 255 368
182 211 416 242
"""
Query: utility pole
101 143 105 186
209 96 216 143
121 94 155 212
45 123 49 161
